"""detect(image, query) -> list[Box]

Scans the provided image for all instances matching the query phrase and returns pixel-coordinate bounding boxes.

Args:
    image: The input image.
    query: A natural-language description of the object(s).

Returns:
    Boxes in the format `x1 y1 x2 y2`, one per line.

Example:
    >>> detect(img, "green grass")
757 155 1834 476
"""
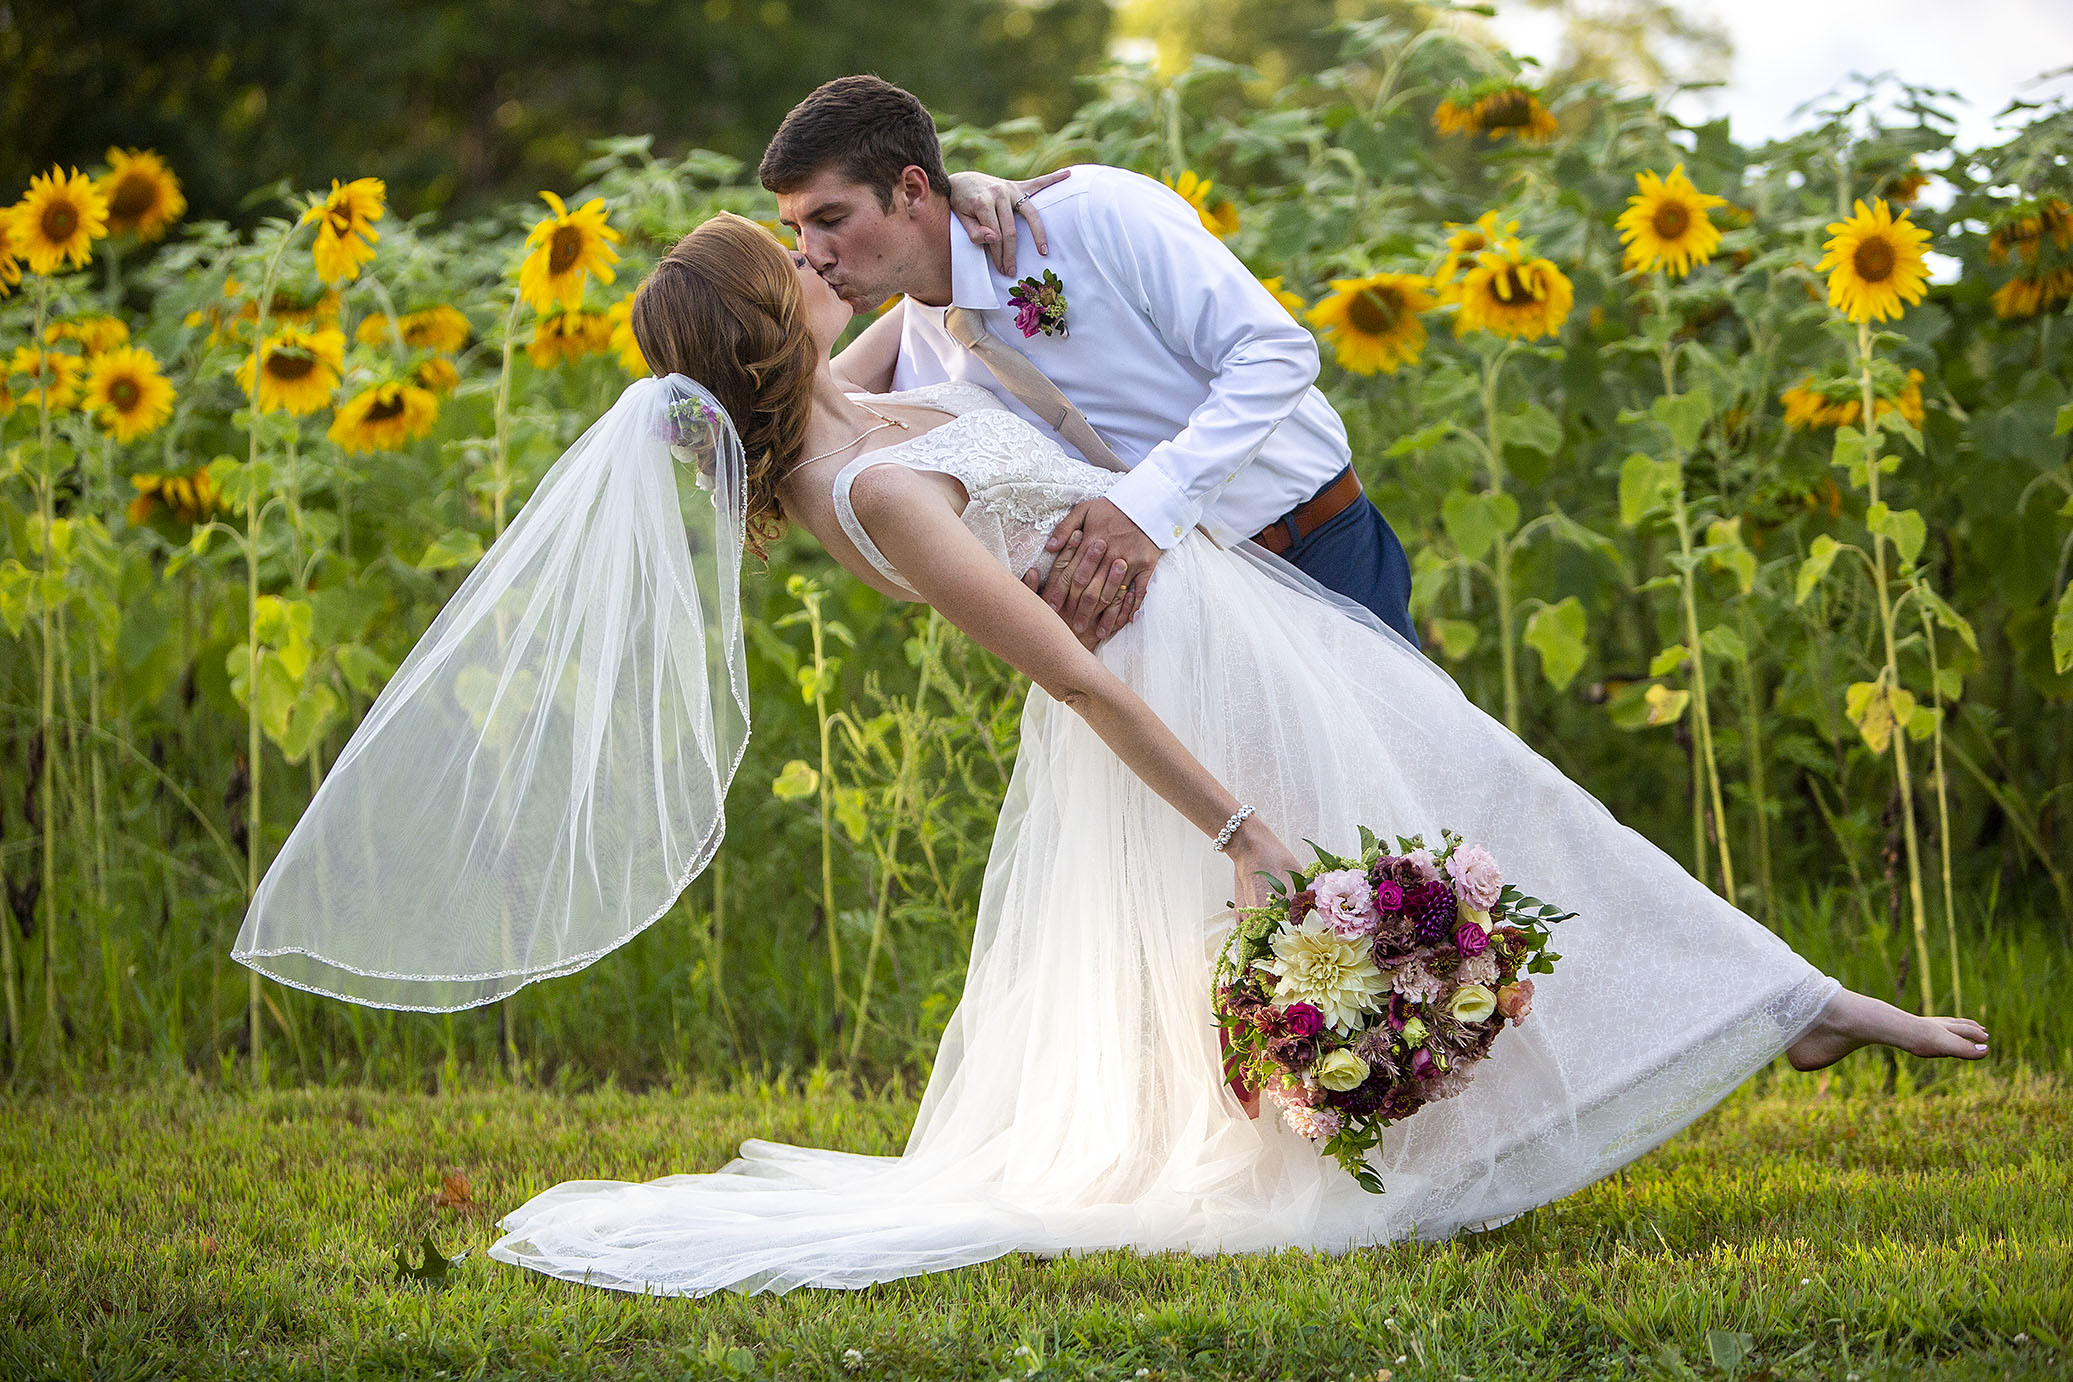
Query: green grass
2 1066 2069 1381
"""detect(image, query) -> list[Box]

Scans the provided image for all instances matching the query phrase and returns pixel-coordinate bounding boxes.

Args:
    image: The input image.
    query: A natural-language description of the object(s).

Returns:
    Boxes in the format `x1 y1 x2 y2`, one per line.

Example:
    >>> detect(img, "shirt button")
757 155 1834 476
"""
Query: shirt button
1172 524 1184 538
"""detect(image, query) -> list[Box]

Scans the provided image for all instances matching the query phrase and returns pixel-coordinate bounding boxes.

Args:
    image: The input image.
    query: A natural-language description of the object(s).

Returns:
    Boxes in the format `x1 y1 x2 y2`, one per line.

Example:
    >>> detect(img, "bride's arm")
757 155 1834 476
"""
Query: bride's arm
848 462 1300 890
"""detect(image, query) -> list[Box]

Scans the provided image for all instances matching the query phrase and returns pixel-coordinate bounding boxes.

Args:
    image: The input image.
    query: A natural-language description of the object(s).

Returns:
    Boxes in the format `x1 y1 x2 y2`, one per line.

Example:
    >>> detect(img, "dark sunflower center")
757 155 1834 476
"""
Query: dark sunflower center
41 200 79 241
266 350 316 382
365 393 407 423
110 378 141 410
1491 265 1535 304
110 174 157 220
1480 89 1533 129
1347 286 1404 335
1652 201 1691 239
548 225 586 275
1853 235 1896 283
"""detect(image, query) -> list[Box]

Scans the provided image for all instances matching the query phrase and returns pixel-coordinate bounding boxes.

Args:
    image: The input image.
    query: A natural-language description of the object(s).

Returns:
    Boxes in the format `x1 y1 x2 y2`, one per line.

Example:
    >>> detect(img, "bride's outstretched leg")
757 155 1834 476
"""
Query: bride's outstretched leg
1785 987 1990 1071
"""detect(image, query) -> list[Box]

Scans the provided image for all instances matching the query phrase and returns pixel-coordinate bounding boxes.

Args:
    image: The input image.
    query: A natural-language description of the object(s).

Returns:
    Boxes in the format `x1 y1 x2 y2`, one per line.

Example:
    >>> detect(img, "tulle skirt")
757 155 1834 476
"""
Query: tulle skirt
485 535 1840 1295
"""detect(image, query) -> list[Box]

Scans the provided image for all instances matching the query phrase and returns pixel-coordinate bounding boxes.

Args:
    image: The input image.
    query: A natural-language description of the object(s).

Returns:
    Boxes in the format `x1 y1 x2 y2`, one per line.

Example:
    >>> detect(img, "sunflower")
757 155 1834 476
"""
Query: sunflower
1163 171 1239 238
328 381 439 454
46 314 131 355
413 356 461 395
98 148 186 241
204 283 345 347
0 214 21 297
605 297 650 377
526 307 613 368
1779 368 1927 431
1991 267 2073 319
235 325 345 415
7 346 85 410
1433 83 1558 143
1435 212 1522 287
1452 246 1574 341
1258 276 1307 319
83 345 176 442
301 177 386 285
1816 198 1931 324
519 191 622 315
357 304 471 353
1615 164 1727 277
128 469 226 526
8 166 110 274
1880 161 1928 205
1986 198 2072 266
1305 273 1435 375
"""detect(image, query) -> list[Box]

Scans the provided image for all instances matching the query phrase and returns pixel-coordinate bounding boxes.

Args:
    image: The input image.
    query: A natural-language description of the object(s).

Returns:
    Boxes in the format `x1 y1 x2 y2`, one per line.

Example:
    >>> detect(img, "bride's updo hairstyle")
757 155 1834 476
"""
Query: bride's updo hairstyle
631 211 814 557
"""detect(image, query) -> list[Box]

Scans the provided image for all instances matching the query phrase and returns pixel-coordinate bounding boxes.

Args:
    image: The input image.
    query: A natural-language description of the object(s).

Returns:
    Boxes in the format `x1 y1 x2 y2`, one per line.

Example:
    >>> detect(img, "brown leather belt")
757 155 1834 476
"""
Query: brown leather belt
1252 466 1363 555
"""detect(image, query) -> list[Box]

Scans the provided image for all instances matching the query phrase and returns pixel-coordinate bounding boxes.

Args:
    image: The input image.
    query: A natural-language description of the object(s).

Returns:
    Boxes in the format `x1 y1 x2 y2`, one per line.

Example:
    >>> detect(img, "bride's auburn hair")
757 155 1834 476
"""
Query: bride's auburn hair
631 212 814 558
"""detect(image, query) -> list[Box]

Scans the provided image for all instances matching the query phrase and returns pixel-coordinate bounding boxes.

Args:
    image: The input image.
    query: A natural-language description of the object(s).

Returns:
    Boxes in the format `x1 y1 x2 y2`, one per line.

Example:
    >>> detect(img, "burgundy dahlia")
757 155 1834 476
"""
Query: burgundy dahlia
1407 879 1457 944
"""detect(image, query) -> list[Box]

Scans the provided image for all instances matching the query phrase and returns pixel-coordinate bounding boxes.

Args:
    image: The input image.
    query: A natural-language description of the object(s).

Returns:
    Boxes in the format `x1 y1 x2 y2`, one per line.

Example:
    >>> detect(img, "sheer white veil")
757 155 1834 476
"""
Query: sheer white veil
232 374 750 1011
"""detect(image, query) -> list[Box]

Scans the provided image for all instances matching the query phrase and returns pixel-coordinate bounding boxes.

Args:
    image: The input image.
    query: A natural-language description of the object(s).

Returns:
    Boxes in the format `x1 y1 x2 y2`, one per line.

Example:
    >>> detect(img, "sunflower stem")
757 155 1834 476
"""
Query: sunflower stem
240 213 311 1084
1653 274 1735 901
1919 600 1961 1019
1479 345 1520 733
1857 319 1934 1015
490 289 525 536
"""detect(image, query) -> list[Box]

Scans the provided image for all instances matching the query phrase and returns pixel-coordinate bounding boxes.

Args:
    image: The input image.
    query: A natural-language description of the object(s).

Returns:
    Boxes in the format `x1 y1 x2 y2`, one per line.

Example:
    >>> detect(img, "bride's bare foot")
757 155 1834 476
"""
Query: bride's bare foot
1785 988 1991 1072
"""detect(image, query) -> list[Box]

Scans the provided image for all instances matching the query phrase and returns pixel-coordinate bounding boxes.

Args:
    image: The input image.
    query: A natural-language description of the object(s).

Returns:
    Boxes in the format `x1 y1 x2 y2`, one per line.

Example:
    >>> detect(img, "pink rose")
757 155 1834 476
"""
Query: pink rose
1373 879 1405 912
1446 844 1503 910
1497 979 1535 1025
1454 922 1490 957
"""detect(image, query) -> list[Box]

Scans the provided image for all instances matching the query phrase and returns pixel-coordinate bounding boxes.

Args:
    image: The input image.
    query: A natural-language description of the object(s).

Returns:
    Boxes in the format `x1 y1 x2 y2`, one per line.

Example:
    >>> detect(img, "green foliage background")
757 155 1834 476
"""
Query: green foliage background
2 12 2071 1093
0 0 1110 221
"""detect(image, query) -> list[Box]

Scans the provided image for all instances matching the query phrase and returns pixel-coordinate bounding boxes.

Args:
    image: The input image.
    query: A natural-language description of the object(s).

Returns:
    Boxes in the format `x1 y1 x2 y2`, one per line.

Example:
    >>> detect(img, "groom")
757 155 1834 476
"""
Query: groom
761 75 1417 650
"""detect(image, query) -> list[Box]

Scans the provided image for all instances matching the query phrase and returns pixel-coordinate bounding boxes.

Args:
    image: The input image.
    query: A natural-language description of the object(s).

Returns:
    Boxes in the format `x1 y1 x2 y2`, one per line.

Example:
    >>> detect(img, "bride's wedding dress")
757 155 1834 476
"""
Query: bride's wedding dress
485 379 1839 1295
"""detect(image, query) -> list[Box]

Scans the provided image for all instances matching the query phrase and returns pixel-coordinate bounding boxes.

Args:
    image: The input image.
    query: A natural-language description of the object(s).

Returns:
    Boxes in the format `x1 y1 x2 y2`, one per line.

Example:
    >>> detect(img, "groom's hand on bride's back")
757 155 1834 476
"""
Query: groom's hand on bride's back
1022 497 1162 649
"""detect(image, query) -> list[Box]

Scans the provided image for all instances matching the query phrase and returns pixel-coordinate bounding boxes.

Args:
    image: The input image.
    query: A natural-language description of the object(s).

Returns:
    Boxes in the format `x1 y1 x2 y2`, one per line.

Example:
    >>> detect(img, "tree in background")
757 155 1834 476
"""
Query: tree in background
0 0 1110 221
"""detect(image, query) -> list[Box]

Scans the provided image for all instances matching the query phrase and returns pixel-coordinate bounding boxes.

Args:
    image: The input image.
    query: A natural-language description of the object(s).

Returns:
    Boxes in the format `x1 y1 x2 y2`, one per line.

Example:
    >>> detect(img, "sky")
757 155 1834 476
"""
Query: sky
1481 0 2073 153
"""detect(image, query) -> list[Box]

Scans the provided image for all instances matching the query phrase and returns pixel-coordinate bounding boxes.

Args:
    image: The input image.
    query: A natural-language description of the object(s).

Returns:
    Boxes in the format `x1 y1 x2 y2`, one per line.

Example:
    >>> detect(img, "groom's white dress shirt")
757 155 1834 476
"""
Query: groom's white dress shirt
890 164 1352 550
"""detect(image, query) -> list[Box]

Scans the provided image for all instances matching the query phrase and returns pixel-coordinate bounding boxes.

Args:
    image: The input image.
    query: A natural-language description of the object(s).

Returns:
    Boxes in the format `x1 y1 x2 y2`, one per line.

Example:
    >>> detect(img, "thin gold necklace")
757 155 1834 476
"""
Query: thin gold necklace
797 398 912 468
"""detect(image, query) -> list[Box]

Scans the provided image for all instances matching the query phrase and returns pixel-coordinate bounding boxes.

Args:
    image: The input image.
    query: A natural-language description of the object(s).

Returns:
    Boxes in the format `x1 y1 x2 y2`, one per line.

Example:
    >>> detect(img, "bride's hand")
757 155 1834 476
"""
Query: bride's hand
1225 818 1304 914
946 168 1073 276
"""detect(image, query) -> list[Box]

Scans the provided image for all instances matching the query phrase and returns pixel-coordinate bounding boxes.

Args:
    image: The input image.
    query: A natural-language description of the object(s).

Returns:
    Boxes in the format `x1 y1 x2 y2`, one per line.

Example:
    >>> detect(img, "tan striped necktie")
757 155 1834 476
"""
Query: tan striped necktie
941 306 1129 475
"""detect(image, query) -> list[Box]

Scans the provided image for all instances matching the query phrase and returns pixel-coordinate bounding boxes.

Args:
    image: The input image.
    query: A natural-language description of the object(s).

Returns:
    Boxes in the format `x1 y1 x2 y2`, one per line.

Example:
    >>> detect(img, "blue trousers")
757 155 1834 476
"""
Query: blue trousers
1271 476 1420 649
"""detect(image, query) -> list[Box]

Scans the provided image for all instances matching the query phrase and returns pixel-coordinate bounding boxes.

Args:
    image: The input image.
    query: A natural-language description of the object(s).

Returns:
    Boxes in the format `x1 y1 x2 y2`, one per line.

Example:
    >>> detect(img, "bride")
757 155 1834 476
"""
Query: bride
233 213 1987 1300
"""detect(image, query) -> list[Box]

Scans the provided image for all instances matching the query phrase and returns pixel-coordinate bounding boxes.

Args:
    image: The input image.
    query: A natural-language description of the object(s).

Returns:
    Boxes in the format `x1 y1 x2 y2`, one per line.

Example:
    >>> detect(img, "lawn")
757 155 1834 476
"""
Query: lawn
2 1065 2067 1381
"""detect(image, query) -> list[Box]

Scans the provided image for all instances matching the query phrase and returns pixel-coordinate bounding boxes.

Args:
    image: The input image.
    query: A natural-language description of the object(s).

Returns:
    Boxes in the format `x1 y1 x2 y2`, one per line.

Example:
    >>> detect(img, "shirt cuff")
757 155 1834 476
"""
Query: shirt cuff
1103 463 1195 550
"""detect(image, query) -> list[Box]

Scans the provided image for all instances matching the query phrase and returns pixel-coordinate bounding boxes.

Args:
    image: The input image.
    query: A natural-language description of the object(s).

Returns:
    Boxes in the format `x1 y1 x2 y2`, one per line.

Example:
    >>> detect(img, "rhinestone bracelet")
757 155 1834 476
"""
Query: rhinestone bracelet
1211 804 1255 853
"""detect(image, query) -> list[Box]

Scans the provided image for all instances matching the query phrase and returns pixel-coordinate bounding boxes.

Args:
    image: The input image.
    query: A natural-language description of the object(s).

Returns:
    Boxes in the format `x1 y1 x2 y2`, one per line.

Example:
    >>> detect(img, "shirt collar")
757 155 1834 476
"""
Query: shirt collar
947 217 1006 310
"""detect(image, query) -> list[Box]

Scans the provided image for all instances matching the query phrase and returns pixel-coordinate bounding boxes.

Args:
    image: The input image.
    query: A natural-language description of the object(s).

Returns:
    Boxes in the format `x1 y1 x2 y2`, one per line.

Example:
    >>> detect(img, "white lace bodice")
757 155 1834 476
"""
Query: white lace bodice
832 380 1120 596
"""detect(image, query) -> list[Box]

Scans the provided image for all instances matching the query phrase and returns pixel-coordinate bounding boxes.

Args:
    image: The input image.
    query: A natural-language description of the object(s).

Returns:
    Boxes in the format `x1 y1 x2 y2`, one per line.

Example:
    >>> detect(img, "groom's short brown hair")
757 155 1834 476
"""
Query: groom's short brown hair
758 75 951 209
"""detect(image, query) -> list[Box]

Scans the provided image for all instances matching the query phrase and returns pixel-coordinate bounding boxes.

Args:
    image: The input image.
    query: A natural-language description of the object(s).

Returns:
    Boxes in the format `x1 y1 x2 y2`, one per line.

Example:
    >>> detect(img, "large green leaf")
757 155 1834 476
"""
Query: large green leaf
1523 597 1587 692
1795 535 1845 605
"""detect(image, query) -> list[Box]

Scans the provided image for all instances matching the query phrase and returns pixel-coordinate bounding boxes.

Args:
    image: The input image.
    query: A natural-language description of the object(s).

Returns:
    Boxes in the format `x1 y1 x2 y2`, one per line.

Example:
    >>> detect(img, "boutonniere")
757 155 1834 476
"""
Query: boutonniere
1008 269 1069 338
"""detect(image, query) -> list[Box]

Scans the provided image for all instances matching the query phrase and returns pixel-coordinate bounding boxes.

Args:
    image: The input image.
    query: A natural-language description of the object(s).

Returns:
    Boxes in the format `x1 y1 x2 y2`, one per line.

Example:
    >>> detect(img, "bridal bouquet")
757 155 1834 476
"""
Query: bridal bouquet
1213 828 1572 1194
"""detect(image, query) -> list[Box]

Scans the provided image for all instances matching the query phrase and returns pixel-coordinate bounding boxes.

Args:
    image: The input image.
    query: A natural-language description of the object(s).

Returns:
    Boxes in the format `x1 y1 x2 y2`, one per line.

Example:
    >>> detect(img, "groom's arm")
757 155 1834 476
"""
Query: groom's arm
1082 174 1320 550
